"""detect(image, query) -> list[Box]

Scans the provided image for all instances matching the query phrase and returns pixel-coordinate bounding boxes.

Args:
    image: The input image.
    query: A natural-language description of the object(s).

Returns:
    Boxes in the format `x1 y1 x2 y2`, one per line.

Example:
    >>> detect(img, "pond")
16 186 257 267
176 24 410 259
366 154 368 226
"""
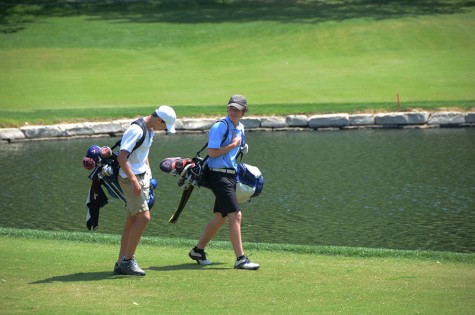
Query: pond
0 128 474 252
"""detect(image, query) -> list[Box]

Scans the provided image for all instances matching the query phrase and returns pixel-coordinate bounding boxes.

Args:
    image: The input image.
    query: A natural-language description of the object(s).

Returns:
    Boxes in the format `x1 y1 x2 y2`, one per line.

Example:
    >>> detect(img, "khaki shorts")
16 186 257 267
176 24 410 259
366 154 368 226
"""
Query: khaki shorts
118 173 151 216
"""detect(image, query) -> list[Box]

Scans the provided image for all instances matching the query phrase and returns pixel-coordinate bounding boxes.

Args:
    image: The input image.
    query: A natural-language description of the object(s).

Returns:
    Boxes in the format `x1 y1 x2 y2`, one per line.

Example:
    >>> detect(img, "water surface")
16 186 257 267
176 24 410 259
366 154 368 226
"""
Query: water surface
0 128 473 252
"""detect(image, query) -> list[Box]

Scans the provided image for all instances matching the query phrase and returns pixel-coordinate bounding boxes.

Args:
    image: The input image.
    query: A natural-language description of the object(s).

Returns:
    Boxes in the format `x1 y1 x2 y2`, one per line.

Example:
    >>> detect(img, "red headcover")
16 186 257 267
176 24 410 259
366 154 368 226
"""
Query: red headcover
160 157 193 174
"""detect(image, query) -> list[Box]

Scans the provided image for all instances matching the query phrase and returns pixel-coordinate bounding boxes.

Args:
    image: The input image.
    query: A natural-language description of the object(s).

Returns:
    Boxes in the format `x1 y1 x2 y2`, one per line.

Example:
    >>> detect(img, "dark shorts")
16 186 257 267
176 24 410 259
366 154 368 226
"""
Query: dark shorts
209 171 241 217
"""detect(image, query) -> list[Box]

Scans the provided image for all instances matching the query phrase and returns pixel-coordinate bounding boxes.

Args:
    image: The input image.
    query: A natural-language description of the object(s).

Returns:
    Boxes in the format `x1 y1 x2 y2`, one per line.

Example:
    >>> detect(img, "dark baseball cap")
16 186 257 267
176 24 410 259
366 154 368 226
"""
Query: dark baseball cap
227 94 247 111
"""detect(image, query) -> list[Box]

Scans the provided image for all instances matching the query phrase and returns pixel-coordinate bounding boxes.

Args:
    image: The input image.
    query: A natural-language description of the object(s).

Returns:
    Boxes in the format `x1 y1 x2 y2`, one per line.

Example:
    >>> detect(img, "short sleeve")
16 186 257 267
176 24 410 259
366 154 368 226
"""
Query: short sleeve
120 124 143 153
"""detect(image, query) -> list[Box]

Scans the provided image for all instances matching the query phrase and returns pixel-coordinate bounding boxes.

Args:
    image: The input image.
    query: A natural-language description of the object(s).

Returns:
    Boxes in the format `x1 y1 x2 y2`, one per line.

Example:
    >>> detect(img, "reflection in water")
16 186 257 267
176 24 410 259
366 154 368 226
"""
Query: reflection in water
0 128 474 252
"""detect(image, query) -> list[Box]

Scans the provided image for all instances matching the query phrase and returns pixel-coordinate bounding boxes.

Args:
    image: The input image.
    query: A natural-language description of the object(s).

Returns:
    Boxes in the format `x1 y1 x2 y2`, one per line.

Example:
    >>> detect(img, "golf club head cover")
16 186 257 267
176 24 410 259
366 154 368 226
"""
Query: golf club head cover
160 157 182 174
86 145 101 162
82 157 96 170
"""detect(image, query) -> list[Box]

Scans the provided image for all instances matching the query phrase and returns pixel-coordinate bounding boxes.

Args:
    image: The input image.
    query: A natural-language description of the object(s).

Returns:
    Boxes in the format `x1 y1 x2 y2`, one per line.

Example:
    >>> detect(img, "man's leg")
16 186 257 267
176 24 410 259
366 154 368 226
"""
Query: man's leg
189 213 226 265
118 215 135 262
228 211 260 270
123 211 151 260
117 211 150 276
228 211 244 258
197 212 226 249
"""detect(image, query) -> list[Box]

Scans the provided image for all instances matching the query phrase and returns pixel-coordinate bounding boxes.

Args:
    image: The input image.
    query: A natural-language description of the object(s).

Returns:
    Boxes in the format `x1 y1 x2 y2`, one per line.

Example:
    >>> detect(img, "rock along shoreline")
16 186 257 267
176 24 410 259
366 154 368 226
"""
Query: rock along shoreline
1 111 474 144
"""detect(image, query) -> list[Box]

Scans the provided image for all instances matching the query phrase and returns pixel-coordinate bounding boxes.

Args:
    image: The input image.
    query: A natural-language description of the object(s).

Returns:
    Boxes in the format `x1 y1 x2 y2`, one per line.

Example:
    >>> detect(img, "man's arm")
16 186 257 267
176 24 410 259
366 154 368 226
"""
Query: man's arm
208 131 241 158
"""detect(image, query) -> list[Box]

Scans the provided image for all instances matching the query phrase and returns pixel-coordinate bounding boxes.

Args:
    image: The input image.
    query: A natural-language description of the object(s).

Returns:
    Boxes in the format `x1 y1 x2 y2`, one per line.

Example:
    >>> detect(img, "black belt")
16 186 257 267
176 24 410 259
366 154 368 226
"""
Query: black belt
209 168 236 174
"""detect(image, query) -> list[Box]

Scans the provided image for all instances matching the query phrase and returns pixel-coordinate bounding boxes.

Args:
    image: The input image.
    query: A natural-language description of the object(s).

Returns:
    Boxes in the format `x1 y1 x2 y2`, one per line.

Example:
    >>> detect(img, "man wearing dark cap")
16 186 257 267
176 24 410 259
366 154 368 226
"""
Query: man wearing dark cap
188 94 259 270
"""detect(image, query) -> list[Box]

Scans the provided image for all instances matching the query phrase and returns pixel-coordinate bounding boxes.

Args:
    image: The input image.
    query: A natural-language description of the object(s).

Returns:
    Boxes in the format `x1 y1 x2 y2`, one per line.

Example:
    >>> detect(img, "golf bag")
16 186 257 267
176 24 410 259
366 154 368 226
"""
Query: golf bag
236 163 264 203
160 119 264 204
83 118 157 231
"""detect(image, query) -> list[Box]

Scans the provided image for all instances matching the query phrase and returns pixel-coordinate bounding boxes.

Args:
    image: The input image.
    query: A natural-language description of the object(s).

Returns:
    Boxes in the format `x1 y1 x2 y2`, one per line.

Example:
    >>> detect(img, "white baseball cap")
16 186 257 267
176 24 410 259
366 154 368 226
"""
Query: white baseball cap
155 105 176 133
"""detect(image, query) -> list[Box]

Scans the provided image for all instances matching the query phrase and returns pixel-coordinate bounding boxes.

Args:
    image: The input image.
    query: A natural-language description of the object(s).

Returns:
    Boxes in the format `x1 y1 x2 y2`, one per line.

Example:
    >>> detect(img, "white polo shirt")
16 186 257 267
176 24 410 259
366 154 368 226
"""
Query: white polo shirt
119 122 154 178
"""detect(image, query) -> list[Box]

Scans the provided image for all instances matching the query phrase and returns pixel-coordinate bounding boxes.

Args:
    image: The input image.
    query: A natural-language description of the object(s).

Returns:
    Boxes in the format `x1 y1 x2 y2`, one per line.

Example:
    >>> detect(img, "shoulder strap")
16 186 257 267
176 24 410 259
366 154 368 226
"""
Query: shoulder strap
131 118 147 153
220 119 230 146
196 119 229 156
110 118 147 155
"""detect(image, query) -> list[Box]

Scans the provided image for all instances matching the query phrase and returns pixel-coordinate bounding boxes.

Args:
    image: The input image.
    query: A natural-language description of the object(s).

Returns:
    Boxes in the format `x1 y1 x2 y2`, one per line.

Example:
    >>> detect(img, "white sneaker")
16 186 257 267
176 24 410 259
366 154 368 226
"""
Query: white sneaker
189 247 213 265
120 257 146 276
234 256 260 270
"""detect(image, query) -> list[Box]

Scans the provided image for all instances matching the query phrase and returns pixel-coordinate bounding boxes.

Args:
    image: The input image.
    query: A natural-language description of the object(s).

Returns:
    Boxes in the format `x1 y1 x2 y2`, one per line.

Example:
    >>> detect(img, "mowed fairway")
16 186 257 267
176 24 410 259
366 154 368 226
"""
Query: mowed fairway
1 231 474 314
0 1 474 126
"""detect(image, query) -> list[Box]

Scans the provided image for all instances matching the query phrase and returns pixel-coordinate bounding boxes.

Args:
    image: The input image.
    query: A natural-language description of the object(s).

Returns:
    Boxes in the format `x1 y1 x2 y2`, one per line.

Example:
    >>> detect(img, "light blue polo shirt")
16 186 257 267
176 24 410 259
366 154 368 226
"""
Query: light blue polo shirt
207 116 245 170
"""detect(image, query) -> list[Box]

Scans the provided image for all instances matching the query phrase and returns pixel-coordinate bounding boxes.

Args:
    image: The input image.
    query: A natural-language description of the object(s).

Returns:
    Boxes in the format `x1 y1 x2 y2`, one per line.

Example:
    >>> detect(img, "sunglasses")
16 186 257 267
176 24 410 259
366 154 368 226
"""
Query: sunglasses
158 118 168 132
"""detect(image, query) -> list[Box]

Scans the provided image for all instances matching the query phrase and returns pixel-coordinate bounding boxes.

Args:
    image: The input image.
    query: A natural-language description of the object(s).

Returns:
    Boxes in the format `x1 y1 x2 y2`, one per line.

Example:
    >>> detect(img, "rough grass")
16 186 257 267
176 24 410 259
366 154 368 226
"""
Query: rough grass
1 228 474 314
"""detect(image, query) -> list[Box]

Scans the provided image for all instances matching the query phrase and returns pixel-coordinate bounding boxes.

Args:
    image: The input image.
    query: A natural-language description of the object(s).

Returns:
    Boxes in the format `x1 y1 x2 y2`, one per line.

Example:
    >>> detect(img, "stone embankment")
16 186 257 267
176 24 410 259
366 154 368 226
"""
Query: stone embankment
1 111 474 144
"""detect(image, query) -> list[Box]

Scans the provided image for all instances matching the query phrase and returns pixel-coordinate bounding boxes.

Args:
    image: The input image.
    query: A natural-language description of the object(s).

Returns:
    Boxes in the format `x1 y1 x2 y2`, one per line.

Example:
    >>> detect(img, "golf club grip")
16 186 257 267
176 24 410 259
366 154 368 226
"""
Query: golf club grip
168 211 182 224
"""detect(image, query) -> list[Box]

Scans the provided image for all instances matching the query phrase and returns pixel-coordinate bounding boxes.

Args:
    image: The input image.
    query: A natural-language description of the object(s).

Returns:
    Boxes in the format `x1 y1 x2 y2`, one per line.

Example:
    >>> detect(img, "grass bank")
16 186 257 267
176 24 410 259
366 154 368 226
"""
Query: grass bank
0 1 474 127
1 228 474 314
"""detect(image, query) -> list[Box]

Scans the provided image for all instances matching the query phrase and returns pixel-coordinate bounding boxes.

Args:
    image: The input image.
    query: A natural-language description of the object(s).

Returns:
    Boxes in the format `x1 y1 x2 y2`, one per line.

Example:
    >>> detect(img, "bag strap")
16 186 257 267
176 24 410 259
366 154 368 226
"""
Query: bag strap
196 118 245 162
196 119 229 157
111 118 147 157
131 118 147 153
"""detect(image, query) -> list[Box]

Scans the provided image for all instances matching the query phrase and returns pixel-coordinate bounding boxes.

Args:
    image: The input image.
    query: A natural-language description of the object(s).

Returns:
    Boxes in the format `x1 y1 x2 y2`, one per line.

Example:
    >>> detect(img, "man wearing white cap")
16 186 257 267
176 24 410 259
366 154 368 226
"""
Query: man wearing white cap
114 105 176 276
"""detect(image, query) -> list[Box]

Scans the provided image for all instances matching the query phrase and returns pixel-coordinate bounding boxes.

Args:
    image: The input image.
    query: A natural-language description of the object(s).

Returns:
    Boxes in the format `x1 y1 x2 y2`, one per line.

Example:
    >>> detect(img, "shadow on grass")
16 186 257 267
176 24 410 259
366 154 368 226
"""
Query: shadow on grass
30 271 122 284
29 263 229 283
2 0 475 33
149 262 230 271
81 0 475 24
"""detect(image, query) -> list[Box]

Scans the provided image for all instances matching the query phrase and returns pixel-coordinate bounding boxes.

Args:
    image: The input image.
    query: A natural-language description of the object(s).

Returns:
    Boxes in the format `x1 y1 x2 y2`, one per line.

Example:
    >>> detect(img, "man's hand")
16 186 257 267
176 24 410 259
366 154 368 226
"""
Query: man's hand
208 131 242 158
230 131 242 149
118 149 143 196
241 143 249 154
131 177 142 196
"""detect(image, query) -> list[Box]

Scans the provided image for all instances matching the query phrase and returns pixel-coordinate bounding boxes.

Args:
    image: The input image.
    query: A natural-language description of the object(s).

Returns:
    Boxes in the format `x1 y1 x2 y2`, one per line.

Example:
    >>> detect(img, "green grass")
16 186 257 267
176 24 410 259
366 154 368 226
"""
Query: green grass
1 228 475 314
2 100 473 128
0 1 474 127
